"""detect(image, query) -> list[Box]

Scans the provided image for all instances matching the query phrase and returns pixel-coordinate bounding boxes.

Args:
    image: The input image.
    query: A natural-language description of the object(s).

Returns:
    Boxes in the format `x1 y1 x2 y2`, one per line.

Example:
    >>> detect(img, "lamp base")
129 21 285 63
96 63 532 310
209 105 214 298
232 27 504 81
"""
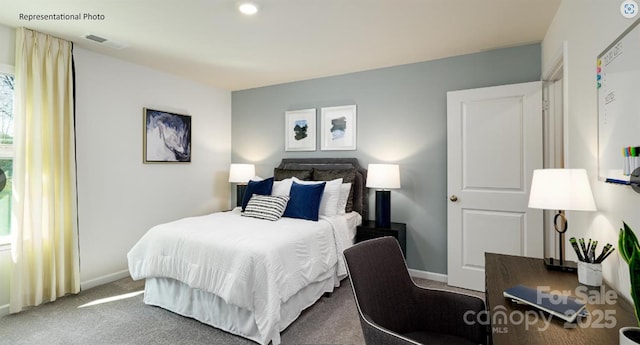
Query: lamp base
543 257 577 273
237 185 247 208
375 190 391 228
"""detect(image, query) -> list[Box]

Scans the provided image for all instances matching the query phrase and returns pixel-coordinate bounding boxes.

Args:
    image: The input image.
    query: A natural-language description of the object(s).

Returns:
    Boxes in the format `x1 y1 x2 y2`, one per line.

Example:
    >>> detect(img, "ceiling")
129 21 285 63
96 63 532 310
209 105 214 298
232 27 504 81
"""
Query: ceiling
0 0 561 91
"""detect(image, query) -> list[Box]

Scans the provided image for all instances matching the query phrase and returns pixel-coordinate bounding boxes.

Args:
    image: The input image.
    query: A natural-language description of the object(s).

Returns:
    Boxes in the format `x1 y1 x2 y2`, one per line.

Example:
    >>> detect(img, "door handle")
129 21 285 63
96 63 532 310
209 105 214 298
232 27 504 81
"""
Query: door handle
450 195 458 202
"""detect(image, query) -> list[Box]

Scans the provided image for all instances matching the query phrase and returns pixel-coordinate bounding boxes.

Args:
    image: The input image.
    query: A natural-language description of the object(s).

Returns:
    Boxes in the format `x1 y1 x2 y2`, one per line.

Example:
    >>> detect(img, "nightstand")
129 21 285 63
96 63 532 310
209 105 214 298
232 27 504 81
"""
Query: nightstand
356 220 406 257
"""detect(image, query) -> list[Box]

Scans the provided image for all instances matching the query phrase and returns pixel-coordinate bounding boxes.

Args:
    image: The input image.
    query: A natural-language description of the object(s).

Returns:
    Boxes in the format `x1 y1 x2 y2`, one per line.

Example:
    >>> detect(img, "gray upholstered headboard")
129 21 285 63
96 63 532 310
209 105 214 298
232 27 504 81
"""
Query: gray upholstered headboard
277 158 368 220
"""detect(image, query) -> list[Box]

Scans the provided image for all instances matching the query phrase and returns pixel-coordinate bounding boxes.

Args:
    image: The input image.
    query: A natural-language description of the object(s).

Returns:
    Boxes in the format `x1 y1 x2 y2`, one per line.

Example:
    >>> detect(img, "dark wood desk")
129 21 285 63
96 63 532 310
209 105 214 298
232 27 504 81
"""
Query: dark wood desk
485 253 637 345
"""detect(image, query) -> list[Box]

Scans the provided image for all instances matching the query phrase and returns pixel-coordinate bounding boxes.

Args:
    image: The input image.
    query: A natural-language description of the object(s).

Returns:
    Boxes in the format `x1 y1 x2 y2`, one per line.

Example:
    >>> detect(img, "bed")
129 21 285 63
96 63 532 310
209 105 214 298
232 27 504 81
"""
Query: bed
127 158 368 345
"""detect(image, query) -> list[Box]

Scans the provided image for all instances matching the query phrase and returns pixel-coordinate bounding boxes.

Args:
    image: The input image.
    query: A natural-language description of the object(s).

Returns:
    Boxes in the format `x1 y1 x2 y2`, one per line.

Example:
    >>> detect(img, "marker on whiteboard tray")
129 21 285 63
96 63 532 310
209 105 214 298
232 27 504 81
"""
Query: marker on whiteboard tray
624 146 631 175
606 178 631 185
632 147 637 172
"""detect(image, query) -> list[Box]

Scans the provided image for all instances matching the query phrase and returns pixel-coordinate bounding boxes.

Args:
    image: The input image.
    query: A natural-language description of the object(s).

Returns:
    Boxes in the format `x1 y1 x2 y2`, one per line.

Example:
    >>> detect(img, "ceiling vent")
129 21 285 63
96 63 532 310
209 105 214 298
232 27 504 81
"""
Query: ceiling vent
83 34 127 50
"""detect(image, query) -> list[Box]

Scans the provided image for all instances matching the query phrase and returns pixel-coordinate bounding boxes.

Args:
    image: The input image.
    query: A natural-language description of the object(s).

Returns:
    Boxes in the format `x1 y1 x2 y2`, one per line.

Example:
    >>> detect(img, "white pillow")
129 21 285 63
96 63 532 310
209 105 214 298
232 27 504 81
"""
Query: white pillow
272 178 293 196
337 182 352 215
292 177 343 217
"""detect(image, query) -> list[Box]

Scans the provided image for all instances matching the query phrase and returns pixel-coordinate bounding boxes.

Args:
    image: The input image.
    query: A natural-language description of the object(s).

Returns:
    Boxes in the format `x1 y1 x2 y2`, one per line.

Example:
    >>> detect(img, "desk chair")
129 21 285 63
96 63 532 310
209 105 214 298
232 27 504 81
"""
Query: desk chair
344 237 487 345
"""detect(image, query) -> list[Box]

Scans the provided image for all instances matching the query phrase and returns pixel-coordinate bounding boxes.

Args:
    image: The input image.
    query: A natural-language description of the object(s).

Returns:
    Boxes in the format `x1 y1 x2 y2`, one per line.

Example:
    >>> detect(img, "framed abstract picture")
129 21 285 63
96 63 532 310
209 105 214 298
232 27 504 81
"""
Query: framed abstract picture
285 108 316 151
143 108 191 163
320 105 357 151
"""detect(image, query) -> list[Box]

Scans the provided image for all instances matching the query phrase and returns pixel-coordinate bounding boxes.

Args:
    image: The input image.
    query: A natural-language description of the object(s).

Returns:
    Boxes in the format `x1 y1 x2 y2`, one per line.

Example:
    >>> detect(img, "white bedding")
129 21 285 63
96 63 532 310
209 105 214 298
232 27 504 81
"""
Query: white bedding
127 208 361 345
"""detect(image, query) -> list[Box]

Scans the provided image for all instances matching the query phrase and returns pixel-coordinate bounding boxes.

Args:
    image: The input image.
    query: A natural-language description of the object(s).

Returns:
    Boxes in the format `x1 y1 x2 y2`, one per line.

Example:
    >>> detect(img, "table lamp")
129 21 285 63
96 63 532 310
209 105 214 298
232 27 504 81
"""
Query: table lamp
229 163 255 207
366 164 401 228
528 169 596 272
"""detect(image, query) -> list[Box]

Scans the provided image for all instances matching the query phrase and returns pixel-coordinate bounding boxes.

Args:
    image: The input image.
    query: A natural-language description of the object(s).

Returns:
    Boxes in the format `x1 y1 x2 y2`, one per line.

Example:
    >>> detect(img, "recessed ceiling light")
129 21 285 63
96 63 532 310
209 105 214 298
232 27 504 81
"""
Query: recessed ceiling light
238 2 258 15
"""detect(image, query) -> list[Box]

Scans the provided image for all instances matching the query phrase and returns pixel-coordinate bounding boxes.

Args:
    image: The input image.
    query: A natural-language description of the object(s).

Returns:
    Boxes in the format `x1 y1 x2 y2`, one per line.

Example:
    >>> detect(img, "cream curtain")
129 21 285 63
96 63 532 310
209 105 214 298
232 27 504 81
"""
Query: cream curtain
10 28 80 313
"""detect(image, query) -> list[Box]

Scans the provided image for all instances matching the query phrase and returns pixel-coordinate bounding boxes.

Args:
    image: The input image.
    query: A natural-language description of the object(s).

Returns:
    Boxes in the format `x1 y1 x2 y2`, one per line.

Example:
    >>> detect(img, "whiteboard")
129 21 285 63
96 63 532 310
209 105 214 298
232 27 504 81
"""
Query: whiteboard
598 16 640 180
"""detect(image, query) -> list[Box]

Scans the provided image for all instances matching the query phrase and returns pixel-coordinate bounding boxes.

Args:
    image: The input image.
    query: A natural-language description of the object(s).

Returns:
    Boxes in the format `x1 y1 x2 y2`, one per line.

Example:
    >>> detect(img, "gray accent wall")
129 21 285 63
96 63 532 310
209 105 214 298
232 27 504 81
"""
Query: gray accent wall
231 44 541 274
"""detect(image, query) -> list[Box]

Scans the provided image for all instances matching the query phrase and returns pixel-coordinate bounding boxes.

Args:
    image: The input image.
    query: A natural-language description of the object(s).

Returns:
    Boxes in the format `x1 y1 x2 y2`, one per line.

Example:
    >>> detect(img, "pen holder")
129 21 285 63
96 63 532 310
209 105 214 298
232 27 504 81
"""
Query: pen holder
620 326 640 345
578 261 603 286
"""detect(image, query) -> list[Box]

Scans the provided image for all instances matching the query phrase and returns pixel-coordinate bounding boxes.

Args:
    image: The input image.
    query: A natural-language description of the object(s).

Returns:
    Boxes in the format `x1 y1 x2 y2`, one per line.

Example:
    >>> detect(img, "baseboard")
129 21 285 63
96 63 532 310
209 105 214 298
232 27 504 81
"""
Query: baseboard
0 270 131 316
408 268 447 283
80 269 131 291
0 303 8 317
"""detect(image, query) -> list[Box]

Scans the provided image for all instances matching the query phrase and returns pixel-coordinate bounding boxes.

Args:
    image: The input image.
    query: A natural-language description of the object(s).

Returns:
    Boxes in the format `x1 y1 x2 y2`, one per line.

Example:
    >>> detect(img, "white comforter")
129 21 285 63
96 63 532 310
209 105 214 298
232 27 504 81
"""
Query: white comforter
127 208 356 344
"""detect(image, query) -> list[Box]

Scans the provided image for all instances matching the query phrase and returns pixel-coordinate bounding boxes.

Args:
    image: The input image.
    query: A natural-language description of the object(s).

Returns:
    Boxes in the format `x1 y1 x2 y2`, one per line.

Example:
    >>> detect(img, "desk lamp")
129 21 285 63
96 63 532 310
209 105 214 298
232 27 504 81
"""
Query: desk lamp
229 163 255 207
366 164 401 228
528 169 596 272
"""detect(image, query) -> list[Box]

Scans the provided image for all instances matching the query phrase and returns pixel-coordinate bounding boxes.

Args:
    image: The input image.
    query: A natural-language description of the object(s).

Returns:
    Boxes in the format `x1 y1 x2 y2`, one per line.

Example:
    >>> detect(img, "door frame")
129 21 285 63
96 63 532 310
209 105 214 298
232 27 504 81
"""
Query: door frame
542 40 568 259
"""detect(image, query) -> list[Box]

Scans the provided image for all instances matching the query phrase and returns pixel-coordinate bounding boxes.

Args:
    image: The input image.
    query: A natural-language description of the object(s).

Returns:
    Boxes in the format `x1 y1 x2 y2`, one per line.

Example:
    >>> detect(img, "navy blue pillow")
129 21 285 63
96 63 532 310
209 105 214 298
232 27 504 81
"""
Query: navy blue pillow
283 181 326 221
241 177 274 211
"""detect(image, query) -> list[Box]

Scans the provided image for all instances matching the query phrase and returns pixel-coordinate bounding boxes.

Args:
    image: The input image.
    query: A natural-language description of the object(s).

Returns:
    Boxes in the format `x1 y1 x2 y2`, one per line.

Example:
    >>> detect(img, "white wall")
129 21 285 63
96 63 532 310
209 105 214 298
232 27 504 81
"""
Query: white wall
74 47 231 286
542 0 638 302
0 25 14 65
0 25 232 314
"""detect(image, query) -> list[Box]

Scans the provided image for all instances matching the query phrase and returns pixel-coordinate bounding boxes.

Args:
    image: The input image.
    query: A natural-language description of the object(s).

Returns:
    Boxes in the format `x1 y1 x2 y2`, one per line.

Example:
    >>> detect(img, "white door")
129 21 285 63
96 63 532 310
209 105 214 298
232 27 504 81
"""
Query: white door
447 81 543 291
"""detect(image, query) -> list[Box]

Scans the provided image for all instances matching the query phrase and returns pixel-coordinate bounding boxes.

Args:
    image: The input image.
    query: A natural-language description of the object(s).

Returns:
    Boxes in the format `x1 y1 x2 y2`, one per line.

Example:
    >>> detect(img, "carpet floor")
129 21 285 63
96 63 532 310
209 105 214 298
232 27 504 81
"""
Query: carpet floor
0 276 483 345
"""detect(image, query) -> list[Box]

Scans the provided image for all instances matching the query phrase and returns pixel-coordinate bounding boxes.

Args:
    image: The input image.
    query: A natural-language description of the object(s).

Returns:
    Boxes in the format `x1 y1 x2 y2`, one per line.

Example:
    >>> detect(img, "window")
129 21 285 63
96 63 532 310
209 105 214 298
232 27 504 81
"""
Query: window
0 64 14 244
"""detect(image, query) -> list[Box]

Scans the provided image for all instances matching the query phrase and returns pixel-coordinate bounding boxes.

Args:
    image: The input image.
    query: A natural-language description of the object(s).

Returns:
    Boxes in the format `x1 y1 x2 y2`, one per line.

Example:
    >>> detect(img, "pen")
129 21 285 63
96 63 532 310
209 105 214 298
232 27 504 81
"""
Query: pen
579 238 588 262
586 239 593 262
570 237 585 262
596 247 616 263
595 243 612 263
589 240 598 263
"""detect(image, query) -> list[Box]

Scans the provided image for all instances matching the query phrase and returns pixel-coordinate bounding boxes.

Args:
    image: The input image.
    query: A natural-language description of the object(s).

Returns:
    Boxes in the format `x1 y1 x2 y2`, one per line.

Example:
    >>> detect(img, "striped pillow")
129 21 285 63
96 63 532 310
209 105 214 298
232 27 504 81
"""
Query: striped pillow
242 194 290 221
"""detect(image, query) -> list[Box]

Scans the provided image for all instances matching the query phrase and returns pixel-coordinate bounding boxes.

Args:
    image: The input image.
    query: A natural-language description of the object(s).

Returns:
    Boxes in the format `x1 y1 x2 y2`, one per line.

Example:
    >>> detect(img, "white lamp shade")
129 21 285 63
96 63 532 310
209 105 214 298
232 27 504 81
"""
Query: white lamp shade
528 169 596 211
229 164 255 183
366 164 401 189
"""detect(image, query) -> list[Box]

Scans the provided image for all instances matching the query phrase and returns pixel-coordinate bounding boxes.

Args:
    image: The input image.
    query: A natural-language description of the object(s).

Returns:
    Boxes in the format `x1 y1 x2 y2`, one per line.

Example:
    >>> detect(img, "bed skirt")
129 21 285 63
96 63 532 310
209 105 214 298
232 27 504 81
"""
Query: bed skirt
143 274 338 345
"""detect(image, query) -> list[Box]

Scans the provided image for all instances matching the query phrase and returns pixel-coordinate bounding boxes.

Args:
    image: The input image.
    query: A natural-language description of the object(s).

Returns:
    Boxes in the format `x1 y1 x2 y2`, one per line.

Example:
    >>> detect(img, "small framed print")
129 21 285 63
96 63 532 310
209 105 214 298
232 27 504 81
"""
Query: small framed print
285 108 316 151
320 105 357 151
143 108 191 163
